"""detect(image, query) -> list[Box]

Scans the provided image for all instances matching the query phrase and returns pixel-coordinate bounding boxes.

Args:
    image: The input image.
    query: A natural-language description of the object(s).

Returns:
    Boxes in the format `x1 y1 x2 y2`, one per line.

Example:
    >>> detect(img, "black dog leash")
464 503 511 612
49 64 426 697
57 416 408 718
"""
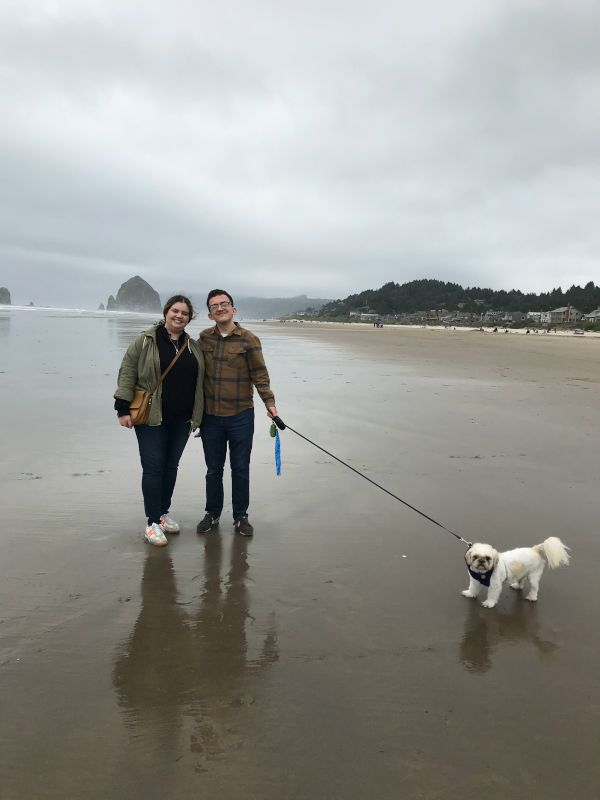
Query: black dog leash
272 416 473 548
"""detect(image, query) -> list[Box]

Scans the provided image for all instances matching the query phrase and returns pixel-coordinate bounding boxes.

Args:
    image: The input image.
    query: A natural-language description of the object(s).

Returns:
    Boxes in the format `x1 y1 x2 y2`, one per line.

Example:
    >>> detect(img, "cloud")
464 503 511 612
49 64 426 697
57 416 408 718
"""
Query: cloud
0 0 599 306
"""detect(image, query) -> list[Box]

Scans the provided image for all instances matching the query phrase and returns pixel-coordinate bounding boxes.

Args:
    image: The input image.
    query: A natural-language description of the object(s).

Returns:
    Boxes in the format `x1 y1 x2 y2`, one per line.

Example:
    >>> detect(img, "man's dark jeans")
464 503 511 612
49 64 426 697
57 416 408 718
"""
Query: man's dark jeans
135 419 190 524
200 408 254 520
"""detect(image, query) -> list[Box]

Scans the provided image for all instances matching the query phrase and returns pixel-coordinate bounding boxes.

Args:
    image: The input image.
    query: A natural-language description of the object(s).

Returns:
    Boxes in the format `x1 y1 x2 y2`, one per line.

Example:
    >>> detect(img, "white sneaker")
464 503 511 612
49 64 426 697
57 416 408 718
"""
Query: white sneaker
159 513 180 534
145 523 168 547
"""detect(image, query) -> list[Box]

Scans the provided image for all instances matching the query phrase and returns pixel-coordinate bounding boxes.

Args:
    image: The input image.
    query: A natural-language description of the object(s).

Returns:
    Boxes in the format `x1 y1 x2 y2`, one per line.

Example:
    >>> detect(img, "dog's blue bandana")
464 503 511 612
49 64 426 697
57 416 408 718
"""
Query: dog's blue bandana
465 559 494 587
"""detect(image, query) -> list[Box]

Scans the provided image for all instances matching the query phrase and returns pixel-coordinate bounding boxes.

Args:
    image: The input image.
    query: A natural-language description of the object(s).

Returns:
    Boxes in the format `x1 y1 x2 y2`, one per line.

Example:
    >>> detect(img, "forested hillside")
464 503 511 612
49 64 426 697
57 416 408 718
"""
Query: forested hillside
316 279 600 317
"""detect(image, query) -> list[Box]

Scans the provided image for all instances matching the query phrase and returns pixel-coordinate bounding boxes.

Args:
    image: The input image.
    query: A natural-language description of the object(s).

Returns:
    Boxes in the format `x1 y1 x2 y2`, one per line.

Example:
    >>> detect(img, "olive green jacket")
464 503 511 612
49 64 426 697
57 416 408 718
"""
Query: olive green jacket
114 325 205 428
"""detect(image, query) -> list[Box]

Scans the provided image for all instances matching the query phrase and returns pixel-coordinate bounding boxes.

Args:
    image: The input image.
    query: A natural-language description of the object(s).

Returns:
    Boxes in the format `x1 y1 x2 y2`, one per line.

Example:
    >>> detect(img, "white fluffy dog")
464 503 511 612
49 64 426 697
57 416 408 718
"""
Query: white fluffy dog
462 537 570 609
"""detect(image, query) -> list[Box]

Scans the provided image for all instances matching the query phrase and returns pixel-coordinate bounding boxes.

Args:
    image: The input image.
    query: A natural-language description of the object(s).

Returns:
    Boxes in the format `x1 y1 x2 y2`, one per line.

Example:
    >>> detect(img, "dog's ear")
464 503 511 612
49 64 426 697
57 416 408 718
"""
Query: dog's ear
465 547 474 566
492 549 500 566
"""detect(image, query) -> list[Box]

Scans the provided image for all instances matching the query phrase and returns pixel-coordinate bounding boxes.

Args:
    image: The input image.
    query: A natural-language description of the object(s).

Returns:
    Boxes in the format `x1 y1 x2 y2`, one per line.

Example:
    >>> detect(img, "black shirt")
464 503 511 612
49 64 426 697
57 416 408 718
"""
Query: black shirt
156 324 198 421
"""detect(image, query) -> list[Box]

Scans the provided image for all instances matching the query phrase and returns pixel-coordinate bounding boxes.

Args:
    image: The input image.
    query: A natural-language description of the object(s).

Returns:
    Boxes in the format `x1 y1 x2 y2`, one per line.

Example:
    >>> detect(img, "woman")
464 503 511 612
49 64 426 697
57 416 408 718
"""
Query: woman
114 295 204 546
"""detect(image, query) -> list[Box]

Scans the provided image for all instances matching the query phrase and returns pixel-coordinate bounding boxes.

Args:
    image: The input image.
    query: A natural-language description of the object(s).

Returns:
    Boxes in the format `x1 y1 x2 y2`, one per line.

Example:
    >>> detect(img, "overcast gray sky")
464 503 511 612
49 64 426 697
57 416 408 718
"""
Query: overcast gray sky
1 0 599 307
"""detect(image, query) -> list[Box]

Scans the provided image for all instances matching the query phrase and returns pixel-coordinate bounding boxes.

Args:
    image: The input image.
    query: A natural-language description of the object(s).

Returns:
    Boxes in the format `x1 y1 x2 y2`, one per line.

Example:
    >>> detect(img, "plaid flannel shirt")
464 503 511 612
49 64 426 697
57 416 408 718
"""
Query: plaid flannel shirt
199 323 275 416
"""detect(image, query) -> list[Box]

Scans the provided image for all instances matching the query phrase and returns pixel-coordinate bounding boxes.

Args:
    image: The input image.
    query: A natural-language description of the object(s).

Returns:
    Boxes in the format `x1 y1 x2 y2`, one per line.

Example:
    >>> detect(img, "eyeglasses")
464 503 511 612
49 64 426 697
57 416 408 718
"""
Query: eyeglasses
209 301 232 312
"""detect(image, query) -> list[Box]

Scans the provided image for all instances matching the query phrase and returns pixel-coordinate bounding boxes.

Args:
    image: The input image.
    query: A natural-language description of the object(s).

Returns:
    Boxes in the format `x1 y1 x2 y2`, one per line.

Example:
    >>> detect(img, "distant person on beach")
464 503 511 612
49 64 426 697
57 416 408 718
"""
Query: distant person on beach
114 296 205 547
196 289 278 538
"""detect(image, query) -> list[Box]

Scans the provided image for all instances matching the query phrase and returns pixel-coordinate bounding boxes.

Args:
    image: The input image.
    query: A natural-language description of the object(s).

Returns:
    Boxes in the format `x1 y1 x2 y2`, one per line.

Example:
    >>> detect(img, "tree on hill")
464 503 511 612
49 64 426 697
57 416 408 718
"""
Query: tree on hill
316 279 600 318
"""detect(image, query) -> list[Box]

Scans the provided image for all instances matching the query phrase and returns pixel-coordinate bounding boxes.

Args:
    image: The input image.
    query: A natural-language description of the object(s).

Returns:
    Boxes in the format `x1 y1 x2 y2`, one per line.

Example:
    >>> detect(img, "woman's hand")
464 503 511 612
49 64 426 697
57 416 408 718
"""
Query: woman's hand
119 415 133 428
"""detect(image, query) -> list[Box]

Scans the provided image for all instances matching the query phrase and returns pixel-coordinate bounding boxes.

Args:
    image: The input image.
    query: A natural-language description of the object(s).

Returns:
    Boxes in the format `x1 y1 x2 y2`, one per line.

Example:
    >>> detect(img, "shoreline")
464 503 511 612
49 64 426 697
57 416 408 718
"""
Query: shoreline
256 316 600 385
270 318 600 339
3 304 598 340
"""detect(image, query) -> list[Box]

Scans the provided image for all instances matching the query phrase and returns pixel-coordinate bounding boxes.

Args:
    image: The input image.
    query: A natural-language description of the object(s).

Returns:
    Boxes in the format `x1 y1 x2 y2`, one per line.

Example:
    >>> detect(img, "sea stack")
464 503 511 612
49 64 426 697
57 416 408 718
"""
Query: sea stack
0 287 10 305
108 276 161 312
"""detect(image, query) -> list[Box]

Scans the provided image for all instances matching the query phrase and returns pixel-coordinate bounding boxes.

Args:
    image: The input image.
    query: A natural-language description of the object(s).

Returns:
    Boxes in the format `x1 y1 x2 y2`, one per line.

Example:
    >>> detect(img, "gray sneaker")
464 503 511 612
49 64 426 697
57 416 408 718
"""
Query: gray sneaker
234 516 254 537
196 513 219 534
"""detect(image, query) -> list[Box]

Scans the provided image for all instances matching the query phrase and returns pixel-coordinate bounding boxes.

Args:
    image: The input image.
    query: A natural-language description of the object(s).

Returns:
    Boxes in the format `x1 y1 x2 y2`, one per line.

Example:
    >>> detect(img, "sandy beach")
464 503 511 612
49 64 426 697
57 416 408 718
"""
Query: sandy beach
1 308 599 799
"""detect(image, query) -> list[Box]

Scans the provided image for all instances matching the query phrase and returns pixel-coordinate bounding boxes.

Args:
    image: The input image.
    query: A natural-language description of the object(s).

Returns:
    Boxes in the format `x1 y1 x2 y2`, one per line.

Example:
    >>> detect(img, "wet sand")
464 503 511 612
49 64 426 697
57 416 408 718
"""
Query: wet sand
1 309 599 799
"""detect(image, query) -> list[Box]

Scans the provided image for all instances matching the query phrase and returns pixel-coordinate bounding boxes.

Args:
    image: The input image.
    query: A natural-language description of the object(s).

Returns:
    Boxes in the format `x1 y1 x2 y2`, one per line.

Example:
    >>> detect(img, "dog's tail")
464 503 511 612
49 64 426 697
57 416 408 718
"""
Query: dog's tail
533 537 571 569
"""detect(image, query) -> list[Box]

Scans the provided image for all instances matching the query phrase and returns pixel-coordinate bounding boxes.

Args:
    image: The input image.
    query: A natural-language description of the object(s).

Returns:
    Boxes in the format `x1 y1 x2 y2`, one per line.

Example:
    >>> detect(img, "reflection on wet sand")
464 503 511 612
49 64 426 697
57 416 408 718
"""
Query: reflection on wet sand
459 598 558 673
113 535 277 772
106 314 158 353
0 311 11 339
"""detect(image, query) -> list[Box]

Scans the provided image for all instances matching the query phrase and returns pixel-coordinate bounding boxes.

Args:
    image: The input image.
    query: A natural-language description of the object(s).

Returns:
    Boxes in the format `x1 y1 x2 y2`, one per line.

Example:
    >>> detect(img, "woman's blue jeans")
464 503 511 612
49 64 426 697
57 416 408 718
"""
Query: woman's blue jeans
200 408 254 521
135 419 190 524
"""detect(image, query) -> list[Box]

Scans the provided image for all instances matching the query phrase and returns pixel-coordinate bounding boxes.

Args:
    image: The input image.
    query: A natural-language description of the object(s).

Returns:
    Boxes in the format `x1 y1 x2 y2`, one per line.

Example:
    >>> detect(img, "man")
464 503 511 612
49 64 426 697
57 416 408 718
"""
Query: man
196 290 278 537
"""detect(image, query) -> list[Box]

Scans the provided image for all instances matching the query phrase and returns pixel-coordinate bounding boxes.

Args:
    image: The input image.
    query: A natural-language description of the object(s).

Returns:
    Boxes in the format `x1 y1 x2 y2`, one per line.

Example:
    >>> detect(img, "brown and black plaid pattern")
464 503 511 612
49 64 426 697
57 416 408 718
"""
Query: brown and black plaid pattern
199 323 275 416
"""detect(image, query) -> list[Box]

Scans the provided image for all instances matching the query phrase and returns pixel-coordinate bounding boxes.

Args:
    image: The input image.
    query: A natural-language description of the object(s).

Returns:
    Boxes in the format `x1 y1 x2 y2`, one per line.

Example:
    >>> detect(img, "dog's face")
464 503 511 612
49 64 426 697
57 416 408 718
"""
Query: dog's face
465 543 499 573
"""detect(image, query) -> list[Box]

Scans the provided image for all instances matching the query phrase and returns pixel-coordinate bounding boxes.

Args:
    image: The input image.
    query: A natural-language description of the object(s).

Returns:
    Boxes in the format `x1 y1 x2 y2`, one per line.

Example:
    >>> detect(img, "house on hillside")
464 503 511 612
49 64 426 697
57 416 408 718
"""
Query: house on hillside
542 306 582 324
426 308 450 321
582 308 600 322
483 310 505 322
350 310 380 321
503 311 527 323
349 306 383 322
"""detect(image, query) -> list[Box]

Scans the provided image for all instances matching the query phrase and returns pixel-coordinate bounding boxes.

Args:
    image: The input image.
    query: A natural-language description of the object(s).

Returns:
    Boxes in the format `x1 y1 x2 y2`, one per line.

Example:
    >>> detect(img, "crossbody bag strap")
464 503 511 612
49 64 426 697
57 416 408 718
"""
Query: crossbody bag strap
148 335 189 396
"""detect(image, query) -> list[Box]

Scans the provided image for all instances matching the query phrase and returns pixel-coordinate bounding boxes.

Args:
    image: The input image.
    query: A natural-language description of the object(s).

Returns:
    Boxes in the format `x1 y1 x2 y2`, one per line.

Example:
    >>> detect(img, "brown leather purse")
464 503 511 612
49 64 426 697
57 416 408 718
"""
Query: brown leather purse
130 339 188 425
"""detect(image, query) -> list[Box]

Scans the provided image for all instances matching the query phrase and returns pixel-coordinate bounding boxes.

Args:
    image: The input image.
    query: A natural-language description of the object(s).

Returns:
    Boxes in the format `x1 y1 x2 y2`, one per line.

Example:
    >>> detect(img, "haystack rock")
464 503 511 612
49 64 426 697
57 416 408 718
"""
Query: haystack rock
0 287 10 305
111 276 161 312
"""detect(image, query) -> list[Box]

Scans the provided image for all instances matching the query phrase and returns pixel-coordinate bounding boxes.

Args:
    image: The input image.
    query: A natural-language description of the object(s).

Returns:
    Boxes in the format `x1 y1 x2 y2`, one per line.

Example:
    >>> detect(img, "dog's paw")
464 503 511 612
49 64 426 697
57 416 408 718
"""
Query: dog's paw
461 590 477 598
509 582 522 591
481 599 497 608
524 593 538 602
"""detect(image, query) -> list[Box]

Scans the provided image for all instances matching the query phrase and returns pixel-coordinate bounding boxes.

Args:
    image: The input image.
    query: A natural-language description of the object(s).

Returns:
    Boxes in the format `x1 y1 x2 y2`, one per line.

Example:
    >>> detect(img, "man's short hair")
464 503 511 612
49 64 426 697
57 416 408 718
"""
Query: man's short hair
206 289 234 309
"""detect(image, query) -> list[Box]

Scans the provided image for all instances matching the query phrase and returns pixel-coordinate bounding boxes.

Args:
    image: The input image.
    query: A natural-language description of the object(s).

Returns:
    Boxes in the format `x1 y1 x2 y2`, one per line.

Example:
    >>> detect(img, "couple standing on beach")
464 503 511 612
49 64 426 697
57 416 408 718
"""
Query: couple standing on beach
114 289 278 547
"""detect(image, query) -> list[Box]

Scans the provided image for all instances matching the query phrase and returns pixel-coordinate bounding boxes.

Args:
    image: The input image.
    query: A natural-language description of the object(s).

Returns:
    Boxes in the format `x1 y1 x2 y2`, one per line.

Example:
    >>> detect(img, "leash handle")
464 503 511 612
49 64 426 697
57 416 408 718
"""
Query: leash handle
272 415 286 430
